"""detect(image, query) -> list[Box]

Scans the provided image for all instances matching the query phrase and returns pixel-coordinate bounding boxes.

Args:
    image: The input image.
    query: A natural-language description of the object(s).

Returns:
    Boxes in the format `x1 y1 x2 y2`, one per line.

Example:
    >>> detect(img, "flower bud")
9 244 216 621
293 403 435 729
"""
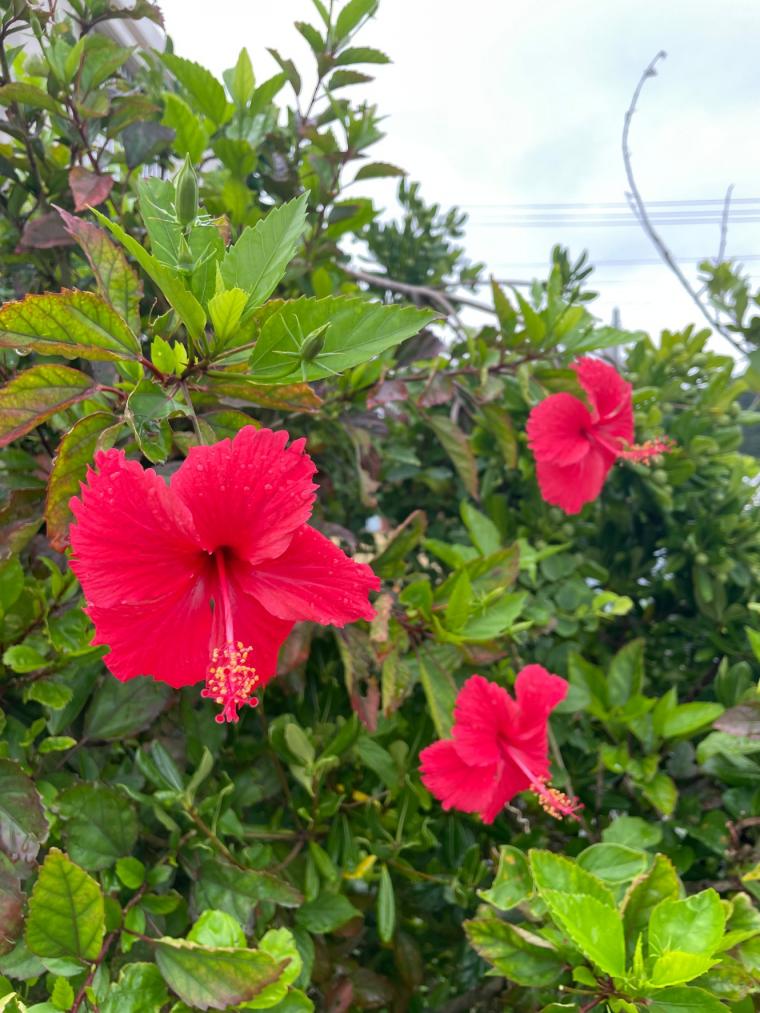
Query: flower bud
176 234 195 274
299 323 329 363
174 154 198 226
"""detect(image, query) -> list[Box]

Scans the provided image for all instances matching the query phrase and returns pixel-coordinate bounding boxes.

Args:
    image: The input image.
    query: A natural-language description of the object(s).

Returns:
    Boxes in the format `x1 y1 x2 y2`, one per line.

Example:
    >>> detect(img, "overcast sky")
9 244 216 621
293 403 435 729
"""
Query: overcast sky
158 0 760 342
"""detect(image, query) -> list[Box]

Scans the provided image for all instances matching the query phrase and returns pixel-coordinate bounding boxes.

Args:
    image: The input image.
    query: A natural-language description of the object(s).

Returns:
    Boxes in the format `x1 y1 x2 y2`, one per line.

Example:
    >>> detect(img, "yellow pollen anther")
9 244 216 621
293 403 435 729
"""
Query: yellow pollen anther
530 778 582 821
201 641 260 723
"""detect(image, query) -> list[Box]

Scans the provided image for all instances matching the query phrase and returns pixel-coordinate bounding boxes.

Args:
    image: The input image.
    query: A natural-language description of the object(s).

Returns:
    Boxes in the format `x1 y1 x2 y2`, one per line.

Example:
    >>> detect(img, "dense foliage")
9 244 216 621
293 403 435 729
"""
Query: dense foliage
0 1 758 1011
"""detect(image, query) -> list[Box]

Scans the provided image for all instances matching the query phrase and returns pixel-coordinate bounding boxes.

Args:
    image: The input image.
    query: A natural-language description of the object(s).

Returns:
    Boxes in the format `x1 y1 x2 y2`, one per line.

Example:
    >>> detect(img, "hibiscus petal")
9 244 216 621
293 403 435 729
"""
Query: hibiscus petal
69 449 202 609
515 664 568 720
480 757 532 824
534 446 612 514
526 392 593 466
419 740 501 815
233 525 379 625
170 427 317 564
574 357 634 440
217 572 294 686
450 674 516 767
87 565 216 689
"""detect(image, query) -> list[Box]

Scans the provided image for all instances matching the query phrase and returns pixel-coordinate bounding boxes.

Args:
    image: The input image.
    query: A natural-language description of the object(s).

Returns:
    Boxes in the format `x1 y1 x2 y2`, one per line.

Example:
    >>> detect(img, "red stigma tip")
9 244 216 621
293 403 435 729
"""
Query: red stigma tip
202 641 260 723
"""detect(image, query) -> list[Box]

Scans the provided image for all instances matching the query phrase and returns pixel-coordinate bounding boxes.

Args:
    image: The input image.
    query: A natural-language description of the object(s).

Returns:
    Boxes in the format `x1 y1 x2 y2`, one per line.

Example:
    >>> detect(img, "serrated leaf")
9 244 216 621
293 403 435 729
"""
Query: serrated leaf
295 892 361 933
162 53 230 125
427 414 479 498
25 849 104 961
464 915 564 987
57 210 143 332
162 91 210 162
57 785 138 871
335 0 378 39
0 82 62 114
648 890 725 959
0 365 98 448
334 46 390 65
220 195 308 312
478 845 533 911
354 161 404 180
225 48 255 107
154 937 288 1011
460 591 526 641
328 69 373 89
125 378 190 463
417 649 457 738
249 295 435 382
83 677 172 741
461 501 500 555
649 950 718 987
136 176 182 267
445 569 472 631
101 963 169 1013
0 290 140 362
576 844 649 885
91 207 206 344
540 889 625 976
209 287 248 343
646 985 728 1012
193 860 302 927
202 374 322 412
188 910 246 948
44 412 117 551
68 167 114 213
622 853 681 947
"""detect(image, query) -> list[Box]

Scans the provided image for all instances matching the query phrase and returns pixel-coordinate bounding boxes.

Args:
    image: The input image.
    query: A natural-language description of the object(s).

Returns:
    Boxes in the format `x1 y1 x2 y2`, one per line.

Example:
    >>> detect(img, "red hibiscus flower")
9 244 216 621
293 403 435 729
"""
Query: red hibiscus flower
526 356 670 514
69 426 380 723
419 667 580 823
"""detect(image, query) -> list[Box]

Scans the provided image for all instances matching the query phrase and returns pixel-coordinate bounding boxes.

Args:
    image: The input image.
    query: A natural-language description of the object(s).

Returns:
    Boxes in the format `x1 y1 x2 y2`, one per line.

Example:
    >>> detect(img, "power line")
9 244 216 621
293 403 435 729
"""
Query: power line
460 197 760 209
467 217 760 228
486 254 760 268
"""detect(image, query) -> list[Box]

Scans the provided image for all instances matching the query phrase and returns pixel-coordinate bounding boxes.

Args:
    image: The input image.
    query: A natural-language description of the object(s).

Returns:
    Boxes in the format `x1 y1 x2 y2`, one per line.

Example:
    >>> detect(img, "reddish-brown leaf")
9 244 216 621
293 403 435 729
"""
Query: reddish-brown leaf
17 212 75 250
69 167 115 212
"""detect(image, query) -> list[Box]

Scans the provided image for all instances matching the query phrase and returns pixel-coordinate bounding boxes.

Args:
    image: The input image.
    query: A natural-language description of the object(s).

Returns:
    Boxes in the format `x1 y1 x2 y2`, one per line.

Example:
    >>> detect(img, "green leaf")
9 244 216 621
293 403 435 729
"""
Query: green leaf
643 772 678 816
645 986 729 1012
417 650 457 738
225 48 255 107
57 210 143 333
115 857 145 890
576 844 649 886
220 195 309 312
295 893 361 934
445 570 472 631
57 785 138 871
209 287 249 344
745 625 760 662
602 816 662 850
334 46 390 65
83 677 172 741
162 54 230 125
328 69 373 89
0 365 98 448
608 639 644 707
193 861 302 926
464 915 565 987
91 207 206 345
248 296 436 382
0 83 62 114
101 963 169 1013
460 502 501 555
649 950 718 987
354 736 400 792
353 161 404 180
242 928 303 1009
530 850 625 976
154 938 288 1011
44 412 117 551
136 176 182 267
376 865 395 943
656 702 724 740
460 591 527 641
25 849 104 961
428 415 479 499
2 645 46 673
0 290 140 362
622 853 681 946
162 91 210 162
125 378 190 463
648 890 725 958
0 758 49 863
188 910 246 948
477 845 533 911
335 0 378 39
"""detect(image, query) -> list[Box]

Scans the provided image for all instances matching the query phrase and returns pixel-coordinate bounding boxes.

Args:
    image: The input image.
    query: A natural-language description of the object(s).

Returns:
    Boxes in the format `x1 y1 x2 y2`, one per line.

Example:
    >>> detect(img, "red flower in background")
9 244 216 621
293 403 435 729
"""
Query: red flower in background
419 667 580 823
526 357 670 514
70 426 380 723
